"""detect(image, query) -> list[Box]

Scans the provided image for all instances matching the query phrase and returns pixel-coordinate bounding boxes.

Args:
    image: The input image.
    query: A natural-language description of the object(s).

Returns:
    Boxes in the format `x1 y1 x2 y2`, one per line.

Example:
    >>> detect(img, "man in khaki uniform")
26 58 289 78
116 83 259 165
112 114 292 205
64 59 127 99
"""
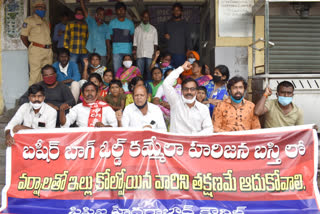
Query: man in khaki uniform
20 0 53 85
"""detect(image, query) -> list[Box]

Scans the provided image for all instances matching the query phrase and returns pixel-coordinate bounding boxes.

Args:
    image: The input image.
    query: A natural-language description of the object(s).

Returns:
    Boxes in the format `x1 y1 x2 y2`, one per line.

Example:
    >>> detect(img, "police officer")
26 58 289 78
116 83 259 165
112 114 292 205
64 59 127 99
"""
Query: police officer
20 0 53 86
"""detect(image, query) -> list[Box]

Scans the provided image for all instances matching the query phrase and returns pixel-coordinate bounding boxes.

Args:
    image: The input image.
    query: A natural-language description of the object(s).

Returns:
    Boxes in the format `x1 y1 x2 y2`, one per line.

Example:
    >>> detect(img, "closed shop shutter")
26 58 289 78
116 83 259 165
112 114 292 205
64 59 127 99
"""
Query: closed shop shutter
269 16 320 74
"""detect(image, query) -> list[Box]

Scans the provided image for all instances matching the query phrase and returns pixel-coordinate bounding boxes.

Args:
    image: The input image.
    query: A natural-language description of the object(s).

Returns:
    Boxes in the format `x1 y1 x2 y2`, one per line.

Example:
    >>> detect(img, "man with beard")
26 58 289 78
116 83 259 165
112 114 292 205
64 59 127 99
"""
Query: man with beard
213 76 261 132
162 61 213 134
120 85 166 131
59 81 117 128
5 84 57 146
164 3 192 68
109 2 135 73
19 65 75 126
80 0 111 66
53 48 81 102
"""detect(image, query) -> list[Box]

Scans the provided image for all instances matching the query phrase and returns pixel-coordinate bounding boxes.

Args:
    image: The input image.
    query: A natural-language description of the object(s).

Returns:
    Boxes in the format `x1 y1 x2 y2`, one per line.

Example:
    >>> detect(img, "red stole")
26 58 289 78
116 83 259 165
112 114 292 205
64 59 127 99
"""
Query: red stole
83 100 109 127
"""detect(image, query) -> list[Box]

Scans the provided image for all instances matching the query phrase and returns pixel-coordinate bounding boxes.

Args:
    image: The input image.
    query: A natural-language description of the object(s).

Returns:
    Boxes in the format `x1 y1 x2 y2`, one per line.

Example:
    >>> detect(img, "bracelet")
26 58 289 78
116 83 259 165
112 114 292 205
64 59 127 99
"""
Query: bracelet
263 93 269 98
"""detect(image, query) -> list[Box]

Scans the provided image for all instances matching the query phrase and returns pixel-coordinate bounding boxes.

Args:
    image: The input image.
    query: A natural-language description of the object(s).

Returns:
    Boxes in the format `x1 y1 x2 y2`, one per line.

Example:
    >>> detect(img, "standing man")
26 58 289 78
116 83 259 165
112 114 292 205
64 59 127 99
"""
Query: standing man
5 84 57 146
80 0 111 66
254 81 303 128
213 76 261 132
109 2 135 73
133 10 158 81
53 12 69 49
162 61 213 134
64 7 88 69
164 3 192 68
20 0 53 86
60 81 117 128
120 85 166 131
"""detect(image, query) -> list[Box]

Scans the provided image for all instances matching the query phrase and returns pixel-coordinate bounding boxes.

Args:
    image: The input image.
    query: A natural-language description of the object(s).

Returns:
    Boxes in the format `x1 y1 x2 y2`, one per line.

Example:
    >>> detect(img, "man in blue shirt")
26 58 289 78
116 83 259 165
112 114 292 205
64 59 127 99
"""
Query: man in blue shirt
53 12 69 49
80 0 111 67
52 48 81 102
109 2 135 73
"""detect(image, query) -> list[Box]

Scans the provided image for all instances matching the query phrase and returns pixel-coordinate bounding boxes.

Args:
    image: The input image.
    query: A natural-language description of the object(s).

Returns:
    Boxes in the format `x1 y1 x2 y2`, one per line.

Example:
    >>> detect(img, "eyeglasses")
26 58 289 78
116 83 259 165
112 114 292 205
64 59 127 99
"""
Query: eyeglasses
182 87 197 92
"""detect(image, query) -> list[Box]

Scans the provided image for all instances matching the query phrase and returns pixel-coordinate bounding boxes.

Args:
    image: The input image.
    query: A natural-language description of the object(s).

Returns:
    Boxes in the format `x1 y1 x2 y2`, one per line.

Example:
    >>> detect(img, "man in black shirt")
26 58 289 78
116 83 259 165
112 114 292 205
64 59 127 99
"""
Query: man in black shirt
164 3 192 68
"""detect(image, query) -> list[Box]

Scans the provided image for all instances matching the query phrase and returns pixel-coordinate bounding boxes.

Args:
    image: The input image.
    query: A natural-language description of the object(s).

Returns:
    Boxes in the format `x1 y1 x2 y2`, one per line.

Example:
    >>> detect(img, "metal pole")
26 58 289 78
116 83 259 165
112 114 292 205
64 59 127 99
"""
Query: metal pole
264 0 270 86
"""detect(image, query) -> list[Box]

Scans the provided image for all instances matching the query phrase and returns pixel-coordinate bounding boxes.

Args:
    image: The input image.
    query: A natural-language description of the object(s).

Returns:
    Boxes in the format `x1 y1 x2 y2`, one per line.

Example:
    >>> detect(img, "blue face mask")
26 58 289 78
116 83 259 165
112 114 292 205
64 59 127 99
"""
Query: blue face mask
230 95 244 104
188 58 196 64
35 10 46 18
90 64 101 69
278 96 292 106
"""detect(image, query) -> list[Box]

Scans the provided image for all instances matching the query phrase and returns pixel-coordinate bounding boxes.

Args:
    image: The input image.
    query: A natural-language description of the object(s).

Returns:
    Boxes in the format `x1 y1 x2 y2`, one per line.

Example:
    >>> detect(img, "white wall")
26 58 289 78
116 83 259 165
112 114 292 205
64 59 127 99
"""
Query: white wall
2 50 29 110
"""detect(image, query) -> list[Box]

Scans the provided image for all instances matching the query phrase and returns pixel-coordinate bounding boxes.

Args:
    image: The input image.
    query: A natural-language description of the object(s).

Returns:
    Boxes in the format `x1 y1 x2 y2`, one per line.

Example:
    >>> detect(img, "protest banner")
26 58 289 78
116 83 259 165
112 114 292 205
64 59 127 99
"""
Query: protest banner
0 125 319 213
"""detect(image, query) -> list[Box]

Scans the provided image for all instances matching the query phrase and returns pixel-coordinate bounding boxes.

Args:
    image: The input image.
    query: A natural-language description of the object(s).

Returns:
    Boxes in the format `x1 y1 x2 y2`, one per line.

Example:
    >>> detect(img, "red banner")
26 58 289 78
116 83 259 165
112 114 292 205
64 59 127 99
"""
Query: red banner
1 125 319 214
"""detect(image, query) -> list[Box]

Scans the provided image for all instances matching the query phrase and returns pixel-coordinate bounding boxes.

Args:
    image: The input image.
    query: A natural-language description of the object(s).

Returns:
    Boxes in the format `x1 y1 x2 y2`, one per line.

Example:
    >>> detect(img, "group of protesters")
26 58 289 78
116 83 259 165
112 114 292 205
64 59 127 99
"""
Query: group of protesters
4 0 304 146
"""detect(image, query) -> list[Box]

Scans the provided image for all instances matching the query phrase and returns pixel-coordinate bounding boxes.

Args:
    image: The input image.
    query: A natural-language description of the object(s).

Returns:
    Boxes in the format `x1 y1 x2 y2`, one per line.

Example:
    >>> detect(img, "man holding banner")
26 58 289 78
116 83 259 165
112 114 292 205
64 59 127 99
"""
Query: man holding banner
162 61 213 134
121 85 166 131
4 84 57 146
59 81 117 128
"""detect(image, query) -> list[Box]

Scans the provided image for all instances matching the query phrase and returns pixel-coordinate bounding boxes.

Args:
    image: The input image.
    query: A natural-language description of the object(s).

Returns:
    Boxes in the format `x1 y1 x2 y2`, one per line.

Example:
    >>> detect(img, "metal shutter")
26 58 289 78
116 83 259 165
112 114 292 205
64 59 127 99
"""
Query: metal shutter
269 16 320 74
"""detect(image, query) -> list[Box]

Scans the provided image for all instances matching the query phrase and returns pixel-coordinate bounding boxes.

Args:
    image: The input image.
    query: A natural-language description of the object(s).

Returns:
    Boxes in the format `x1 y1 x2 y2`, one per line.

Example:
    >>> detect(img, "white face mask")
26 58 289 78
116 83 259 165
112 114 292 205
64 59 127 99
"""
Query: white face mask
123 60 133 69
30 101 44 110
181 95 196 104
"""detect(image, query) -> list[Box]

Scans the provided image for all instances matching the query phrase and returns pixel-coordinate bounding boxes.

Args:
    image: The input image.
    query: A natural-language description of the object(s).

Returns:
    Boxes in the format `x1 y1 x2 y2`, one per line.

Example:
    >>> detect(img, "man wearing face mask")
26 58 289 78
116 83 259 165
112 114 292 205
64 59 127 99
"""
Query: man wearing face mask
133 10 158 81
120 85 166 131
64 7 88 70
20 0 52 86
80 0 111 66
5 84 57 147
164 3 192 68
213 76 261 133
59 81 117 128
254 81 303 128
163 61 213 134
19 65 76 126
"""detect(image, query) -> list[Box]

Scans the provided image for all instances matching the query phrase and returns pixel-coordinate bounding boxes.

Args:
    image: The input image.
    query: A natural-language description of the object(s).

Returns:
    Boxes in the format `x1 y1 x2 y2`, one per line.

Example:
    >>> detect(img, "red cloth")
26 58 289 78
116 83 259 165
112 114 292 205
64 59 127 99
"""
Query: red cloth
82 100 109 127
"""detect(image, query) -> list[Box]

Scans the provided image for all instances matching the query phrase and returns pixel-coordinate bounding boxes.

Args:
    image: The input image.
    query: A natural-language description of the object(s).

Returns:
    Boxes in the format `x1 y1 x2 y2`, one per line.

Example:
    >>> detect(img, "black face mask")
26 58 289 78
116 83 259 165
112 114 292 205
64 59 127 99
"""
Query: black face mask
173 14 182 19
212 75 222 83
135 100 148 109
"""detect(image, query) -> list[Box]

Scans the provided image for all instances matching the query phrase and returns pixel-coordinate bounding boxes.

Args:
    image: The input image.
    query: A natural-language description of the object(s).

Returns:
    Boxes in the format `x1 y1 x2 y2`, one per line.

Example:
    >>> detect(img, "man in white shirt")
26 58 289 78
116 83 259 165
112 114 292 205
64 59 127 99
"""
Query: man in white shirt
5 84 57 146
59 81 117 128
133 10 158 80
163 61 213 134
120 85 166 132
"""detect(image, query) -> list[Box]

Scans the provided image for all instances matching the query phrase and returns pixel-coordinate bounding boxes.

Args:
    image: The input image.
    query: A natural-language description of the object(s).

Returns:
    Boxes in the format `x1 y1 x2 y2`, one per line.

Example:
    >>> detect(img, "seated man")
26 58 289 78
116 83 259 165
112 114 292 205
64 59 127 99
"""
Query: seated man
52 48 81 102
213 76 261 132
60 81 117 128
254 81 303 128
19 64 76 126
5 84 57 146
162 61 213 134
120 85 166 132
20 64 76 110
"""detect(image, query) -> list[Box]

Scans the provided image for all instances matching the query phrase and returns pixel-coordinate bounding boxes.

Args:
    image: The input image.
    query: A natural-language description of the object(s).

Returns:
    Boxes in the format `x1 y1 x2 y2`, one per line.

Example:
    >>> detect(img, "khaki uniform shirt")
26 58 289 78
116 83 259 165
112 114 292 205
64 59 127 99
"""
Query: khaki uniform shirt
264 99 304 128
21 14 51 45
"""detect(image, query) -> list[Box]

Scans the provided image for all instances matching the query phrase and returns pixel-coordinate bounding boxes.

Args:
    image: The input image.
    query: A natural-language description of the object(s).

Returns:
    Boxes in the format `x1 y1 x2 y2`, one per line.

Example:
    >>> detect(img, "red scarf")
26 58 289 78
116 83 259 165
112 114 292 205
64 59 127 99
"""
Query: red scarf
83 100 109 127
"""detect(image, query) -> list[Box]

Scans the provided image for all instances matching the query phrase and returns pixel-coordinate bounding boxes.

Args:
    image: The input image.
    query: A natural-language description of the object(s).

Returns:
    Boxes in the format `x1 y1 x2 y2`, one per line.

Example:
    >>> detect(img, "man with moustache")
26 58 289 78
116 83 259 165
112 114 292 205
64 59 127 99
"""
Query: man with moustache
5 84 57 146
164 3 192 68
59 81 117 128
213 76 261 132
162 61 213 134
120 85 166 131
109 2 135 72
